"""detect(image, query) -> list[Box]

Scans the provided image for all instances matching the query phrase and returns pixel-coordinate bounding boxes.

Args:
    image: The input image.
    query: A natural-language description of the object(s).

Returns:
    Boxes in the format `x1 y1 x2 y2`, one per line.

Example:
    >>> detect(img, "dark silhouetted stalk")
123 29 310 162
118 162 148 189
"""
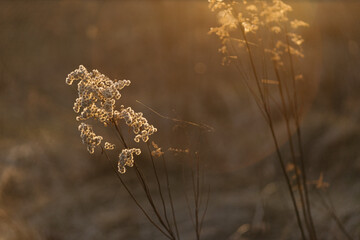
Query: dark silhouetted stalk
101 147 173 240
162 155 180 240
284 26 318 240
238 25 307 240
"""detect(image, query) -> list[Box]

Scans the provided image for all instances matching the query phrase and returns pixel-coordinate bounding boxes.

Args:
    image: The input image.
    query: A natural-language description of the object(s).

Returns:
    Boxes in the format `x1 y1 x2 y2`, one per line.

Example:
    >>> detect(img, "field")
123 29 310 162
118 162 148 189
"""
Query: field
0 1 359 240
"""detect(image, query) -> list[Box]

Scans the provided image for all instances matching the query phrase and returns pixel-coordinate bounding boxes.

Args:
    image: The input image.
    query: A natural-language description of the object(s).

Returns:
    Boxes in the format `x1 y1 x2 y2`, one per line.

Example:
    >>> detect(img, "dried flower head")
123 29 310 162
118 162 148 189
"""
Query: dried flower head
114 106 157 143
66 65 131 125
118 148 141 174
104 142 115 150
290 19 309 29
208 0 227 12
78 123 103 154
209 0 309 65
260 0 292 24
151 141 164 158
67 66 157 173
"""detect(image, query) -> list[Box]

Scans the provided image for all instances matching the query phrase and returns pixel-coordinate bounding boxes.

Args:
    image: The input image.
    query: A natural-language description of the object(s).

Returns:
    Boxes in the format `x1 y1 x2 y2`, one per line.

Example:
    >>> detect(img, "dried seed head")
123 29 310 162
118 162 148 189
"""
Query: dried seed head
66 65 88 85
151 141 164 157
67 66 156 165
66 65 131 125
290 19 309 29
104 142 115 150
209 0 308 65
115 106 157 143
208 0 227 12
118 148 141 174
78 123 103 154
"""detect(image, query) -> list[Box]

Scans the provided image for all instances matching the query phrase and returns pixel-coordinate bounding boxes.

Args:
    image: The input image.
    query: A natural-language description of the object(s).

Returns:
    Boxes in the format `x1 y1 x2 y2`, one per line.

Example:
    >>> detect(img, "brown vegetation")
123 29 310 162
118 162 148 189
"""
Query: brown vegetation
0 1 359 240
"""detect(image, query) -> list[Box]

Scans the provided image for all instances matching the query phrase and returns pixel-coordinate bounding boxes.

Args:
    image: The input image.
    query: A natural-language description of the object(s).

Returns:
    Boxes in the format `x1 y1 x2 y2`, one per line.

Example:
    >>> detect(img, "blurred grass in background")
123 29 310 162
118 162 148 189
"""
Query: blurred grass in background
0 1 359 239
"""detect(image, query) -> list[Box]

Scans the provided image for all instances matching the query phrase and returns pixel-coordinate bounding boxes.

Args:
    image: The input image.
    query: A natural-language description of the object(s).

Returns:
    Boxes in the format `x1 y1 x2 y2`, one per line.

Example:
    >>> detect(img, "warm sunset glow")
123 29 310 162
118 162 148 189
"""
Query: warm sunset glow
1 1 359 239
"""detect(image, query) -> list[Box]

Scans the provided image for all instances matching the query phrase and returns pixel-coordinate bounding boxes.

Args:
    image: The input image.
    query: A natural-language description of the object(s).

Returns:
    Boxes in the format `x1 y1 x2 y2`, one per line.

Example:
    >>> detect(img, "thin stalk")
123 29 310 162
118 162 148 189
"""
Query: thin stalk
182 162 195 228
227 40 268 121
112 119 128 148
284 27 317 240
133 164 175 239
199 186 210 233
240 26 306 240
267 118 306 240
111 122 175 239
146 142 174 237
273 62 313 240
240 27 268 110
162 155 180 240
195 154 201 240
101 147 172 240
190 155 200 240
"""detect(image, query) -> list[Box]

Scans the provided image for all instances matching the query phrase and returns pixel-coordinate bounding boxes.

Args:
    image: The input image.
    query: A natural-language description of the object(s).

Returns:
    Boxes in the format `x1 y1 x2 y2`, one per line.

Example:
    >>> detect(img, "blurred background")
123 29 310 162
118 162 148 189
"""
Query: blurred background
0 1 359 239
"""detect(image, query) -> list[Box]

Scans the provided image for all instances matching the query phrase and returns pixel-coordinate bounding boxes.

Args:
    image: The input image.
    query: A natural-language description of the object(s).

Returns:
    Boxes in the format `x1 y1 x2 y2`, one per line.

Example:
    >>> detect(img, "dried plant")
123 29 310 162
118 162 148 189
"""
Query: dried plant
66 65 209 240
209 0 317 239
66 65 156 172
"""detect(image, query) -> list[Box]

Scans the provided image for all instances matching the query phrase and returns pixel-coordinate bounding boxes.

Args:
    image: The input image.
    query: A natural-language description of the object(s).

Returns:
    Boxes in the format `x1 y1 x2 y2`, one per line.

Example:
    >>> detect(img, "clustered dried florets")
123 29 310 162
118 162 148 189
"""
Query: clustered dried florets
78 123 103 154
118 148 141 174
66 65 157 174
151 142 164 157
114 106 157 143
104 142 115 150
208 0 309 65
66 65 131 125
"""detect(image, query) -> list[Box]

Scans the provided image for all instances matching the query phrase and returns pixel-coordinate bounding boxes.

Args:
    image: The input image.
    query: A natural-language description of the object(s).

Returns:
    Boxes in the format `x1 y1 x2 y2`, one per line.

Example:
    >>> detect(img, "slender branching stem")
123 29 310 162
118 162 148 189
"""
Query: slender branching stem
100 147 173 240
267 118 307 240
183 160 196 229
240 27 268 109
239 26 307 240
111 121 175 239
182 153 205 240
162 155 180 240
199 185 210 234
146 142 175 238
189 156 200 240
195 154 201 240
133 163 175 239
284 27 318 240
228 40 268 119
273 62 313 240
112 119 128 149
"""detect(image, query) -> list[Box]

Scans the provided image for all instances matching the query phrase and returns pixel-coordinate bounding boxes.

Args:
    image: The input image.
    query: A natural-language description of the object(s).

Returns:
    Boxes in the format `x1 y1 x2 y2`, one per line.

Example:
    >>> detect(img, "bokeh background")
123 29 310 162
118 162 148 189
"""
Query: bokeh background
0 1 359 239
